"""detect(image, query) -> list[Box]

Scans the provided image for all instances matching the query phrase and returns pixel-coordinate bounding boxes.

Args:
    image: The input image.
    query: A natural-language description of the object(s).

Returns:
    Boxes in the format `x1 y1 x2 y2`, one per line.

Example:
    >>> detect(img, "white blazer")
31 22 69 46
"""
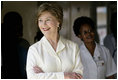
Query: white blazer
26 36 83 79
80 42 117 79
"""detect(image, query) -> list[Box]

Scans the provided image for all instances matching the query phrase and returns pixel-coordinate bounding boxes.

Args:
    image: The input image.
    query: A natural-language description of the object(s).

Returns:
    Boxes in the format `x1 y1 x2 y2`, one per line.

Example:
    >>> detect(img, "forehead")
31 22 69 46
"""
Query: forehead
39 11 54 19
80 24 92 30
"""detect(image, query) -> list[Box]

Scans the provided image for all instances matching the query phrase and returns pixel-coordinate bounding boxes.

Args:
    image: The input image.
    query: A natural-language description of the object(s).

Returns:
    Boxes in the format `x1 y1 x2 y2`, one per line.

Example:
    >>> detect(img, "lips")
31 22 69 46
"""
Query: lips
86 36 94 40
42 28 50 31
87 36 92 39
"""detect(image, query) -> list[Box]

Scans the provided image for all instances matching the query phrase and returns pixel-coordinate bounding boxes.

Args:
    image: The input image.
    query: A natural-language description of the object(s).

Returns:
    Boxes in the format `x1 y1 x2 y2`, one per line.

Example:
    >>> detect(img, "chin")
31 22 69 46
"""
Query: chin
85 40 94 43
89 41 95 43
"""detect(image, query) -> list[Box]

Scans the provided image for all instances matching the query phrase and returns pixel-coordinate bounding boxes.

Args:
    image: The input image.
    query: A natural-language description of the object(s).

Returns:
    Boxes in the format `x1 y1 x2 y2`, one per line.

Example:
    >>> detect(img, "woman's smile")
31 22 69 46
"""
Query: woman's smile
42 27 50 31
86 35 93 39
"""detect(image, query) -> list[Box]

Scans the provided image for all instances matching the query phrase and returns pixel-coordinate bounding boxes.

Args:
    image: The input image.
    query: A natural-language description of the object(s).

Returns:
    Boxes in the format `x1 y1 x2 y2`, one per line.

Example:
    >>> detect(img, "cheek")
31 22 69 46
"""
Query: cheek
82 35 87 41
80 34 86 41
48 22 54 26
48 21 58 28
91 32 95 37
38 23 42 31
38 22 41 28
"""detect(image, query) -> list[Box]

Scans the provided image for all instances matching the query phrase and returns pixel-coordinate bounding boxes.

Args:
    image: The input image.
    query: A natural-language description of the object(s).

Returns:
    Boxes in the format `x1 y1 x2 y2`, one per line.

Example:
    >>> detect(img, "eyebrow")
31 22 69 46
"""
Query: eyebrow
38 17 52 20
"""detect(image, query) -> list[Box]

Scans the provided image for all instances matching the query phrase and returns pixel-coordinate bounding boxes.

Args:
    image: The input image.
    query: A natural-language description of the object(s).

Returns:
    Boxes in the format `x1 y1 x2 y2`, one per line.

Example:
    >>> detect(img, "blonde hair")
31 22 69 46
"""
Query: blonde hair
37 3 63 30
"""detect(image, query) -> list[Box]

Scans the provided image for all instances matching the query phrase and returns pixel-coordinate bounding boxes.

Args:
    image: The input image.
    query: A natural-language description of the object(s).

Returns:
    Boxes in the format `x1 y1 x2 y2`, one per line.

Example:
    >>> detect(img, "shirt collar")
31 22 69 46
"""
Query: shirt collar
81 42 101 59
94 42 101 60
41 36 65 53
56 36 65 53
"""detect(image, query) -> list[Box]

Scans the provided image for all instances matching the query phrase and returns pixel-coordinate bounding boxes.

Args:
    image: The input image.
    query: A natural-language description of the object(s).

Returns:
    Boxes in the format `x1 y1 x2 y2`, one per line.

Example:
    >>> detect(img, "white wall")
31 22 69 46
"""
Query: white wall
58 1 91 45
1 1 91 45
70 2 91 45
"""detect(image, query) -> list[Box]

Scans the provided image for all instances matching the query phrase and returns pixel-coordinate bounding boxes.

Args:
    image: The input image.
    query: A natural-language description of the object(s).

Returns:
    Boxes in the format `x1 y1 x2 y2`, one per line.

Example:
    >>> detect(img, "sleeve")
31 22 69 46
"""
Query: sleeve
104 36 111 49
72 44 83 76
104 47 117 77
26 46 64 79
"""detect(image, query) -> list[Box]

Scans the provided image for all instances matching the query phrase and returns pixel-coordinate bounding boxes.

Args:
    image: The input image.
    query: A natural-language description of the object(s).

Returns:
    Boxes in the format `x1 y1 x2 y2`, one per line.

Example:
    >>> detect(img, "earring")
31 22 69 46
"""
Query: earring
58 25 61 30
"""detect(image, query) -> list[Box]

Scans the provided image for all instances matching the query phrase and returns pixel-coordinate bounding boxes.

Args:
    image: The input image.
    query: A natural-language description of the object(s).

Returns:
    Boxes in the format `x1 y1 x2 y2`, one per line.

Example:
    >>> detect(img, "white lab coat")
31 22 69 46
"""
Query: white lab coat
26 36 83 79
80 42 116 79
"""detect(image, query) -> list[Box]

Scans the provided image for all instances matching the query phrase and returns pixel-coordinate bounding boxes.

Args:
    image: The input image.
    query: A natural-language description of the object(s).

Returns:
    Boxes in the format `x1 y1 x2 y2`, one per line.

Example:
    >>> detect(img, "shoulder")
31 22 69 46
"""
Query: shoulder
96 43 111 57
79 42 84 48
97 43 109 51
104 33 114 41
29 40 42 50
28 36 45 52
17 38 30 49
60 36 79 51
61 36 78 47
27 40 43 58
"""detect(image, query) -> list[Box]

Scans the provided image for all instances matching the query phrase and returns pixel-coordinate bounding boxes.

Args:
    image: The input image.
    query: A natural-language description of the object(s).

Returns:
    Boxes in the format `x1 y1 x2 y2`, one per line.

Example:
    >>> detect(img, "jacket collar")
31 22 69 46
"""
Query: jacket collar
81 42 101 60
94 42 101 60
41 36 65 54
56 36 65 53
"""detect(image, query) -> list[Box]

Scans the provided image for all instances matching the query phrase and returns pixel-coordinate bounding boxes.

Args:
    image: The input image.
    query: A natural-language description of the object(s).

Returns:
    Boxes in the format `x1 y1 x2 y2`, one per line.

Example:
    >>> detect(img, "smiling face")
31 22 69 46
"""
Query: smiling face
38 11 59 36
79 24 95 43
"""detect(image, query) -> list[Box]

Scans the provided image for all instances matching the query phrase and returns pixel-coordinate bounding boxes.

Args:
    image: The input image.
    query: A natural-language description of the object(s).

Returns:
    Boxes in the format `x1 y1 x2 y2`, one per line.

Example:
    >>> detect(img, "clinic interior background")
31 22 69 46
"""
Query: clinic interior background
1 1 117 45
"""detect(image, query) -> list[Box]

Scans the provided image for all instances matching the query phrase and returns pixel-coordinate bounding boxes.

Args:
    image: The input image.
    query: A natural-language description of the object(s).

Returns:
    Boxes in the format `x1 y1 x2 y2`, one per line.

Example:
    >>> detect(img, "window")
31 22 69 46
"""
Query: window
96 6 107 45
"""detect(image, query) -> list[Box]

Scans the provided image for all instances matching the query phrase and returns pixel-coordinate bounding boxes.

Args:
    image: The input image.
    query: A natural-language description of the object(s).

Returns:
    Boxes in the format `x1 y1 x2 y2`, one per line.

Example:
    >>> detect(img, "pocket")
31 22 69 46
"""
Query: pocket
97 60 106 78
96 60 104 66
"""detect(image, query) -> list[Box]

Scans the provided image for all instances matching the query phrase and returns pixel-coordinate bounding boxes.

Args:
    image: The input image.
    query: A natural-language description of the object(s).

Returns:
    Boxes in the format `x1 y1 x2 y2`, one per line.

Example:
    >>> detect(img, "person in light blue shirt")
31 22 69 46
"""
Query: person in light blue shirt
104 12 117 78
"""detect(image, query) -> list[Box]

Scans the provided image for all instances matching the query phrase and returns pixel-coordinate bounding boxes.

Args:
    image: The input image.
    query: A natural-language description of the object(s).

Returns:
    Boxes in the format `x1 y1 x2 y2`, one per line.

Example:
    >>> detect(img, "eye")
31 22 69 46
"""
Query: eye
83 31 87 35
46 19 51 21
89 29 94 33
38 19 43 22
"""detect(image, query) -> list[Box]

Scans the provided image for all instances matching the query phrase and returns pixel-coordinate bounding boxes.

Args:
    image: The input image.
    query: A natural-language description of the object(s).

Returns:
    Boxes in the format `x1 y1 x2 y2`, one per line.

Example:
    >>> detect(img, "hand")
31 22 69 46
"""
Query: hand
33 65 44 73
106 75 115 79
64 72 82 79
76 73 82 79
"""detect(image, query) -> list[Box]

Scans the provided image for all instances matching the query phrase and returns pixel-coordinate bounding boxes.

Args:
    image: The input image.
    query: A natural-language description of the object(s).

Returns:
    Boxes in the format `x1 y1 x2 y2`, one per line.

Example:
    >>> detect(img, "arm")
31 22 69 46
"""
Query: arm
26 46 64 79
33 66 44 73
33 66 82 79
64 72 82 79
104 47 117 78
73 44 83 75
64 45 83 79
106 75 114 79
30 44 83 79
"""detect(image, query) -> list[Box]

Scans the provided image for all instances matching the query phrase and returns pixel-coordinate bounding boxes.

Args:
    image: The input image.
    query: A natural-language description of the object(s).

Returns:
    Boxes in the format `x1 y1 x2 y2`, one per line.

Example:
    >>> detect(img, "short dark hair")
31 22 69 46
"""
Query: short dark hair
73 16 95 36
3 12 23 37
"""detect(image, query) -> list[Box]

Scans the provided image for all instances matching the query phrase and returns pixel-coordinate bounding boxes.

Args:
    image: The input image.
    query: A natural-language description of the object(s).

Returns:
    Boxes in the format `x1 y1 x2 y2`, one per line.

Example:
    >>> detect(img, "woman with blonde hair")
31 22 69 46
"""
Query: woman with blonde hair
26 2 83 79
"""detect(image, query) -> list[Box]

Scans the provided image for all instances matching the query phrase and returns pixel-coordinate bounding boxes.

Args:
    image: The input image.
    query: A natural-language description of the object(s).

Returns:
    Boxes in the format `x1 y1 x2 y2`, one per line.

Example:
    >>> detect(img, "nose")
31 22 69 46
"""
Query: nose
40 21 47 28
87 31 91 36
42 21 47 26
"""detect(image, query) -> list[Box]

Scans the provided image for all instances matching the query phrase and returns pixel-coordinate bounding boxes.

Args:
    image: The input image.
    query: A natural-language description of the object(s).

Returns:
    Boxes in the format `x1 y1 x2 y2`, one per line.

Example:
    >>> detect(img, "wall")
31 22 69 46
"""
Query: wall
2 1 115 45
2 1 91 45
70 1 91 45
44 1 91 45
2 1 38 45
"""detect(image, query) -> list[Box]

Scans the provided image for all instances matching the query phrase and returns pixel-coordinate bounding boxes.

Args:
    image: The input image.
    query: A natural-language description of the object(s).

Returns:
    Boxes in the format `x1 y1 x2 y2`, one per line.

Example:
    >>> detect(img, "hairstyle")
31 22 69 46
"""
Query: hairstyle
37 2 63 30
110 12 117 33
3 12 23 37
73 16 95 36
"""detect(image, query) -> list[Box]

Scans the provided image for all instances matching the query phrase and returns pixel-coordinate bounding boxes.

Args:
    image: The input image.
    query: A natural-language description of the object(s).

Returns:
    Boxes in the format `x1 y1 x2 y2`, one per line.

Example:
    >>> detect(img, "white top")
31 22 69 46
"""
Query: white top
26 36 83 79
80 42 117 79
